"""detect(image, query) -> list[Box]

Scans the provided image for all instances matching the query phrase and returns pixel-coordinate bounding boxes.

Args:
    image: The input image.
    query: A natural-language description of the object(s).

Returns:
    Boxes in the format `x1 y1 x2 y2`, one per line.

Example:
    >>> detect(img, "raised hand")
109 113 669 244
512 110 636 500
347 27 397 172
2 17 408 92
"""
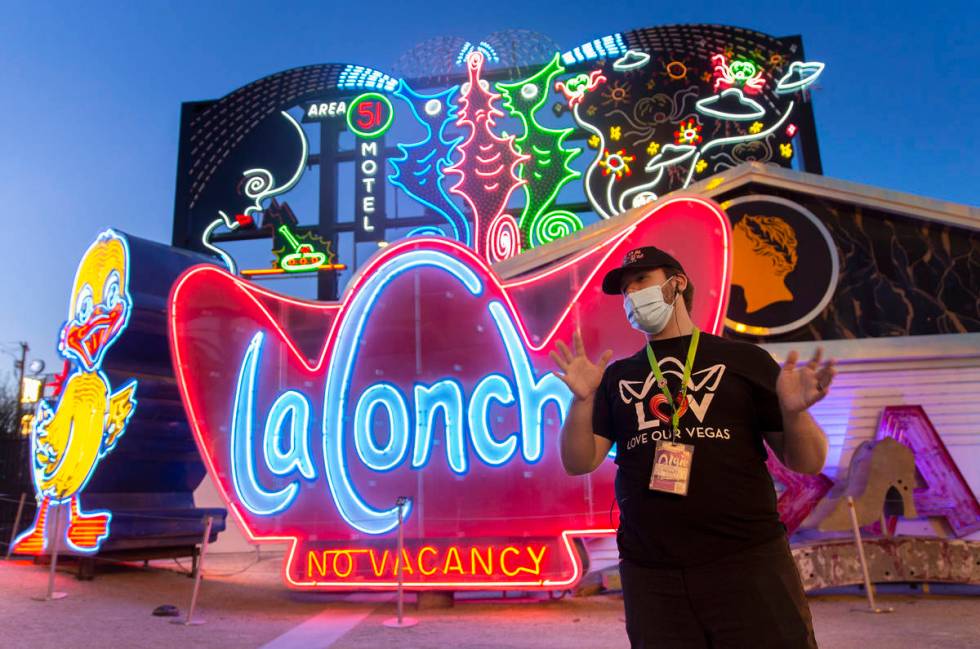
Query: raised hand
550 330 613 401
776 347 837 414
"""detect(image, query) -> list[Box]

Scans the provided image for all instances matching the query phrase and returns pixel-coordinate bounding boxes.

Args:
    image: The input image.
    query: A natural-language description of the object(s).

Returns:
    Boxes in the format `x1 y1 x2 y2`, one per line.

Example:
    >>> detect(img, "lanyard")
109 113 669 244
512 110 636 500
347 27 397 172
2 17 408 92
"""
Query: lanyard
645 327 700 435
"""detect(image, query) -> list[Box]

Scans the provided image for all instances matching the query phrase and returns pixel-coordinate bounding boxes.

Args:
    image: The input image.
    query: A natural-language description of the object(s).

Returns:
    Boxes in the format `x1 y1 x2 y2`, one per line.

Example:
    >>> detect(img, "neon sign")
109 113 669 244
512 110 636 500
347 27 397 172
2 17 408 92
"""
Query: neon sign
178 26 826 276
712 54 766 94
347 92 394 139
355 138 386 241
445 51 529 260
389 82 468 243
14 230 138 555
497 54 583 248
169 197 734 589
304 101 347 120
275 226 329 272
305 541 552 583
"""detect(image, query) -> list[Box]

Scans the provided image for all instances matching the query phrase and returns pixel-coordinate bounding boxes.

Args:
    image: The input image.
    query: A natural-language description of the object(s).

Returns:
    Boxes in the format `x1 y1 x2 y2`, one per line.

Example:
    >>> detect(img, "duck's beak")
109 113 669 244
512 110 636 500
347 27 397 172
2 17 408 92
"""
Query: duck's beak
64 303 124 370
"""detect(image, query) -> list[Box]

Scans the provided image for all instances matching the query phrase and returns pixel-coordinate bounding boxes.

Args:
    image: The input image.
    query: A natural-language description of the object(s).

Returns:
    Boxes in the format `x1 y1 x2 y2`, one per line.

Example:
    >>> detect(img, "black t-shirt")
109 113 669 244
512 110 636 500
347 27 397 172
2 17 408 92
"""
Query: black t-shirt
593 331 786 568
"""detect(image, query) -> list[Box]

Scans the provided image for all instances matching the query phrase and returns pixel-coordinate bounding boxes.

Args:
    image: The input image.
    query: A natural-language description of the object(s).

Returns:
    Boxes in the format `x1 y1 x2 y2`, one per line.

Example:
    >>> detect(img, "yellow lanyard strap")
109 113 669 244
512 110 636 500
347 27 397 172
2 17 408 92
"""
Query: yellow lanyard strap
645 327 700 433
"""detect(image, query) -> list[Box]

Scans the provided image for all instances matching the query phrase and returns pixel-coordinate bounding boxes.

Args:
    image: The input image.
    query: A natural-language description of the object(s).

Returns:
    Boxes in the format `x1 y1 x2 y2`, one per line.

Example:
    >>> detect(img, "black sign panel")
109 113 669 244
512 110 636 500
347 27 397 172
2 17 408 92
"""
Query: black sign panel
725 195 839 336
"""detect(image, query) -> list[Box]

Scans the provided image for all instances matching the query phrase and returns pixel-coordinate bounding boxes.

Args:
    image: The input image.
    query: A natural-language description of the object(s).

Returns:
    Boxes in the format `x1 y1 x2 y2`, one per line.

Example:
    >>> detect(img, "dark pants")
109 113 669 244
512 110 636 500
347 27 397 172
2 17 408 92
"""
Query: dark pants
619 535 817 649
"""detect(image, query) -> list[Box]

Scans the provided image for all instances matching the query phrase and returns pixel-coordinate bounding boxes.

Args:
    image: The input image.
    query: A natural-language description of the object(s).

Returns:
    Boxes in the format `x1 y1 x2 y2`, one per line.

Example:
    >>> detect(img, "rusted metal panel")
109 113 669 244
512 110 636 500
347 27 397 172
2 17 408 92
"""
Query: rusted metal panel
793 537 980 592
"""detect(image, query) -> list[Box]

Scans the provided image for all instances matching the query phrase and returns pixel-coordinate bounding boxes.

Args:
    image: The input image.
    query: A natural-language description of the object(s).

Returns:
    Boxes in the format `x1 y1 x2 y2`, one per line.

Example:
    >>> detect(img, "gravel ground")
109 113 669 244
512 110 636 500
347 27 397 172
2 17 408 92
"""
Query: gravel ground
0 552 977 649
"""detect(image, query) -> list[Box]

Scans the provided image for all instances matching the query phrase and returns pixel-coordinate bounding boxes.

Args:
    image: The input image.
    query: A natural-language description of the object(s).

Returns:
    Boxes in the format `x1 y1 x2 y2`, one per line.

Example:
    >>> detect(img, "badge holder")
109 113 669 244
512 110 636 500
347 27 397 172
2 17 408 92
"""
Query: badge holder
650 440 695 495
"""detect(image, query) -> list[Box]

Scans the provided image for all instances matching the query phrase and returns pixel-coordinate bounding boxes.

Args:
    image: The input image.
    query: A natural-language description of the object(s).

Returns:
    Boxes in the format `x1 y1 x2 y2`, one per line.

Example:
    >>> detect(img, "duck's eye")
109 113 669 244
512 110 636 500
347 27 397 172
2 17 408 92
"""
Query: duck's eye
103 271 121 310
75 285 94 324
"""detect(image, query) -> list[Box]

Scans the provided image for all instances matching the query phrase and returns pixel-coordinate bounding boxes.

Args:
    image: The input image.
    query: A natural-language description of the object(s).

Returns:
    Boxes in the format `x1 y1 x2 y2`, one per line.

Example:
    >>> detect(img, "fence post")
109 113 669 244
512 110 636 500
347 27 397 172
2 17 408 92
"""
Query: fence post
173 515 213 626
383 497 417 629
32 503 67 601
5 493 27 561
847 496 893 614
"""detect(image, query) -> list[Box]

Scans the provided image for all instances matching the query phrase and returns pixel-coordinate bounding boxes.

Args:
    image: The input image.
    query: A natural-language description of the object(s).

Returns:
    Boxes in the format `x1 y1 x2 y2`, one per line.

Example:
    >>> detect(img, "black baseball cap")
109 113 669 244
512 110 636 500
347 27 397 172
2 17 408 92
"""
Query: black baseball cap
601 246 686 295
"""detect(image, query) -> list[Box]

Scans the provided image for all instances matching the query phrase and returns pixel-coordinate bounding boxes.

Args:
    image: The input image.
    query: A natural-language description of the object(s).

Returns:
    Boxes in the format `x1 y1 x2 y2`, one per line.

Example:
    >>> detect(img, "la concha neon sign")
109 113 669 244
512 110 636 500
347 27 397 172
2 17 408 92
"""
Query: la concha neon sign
169 197 732 589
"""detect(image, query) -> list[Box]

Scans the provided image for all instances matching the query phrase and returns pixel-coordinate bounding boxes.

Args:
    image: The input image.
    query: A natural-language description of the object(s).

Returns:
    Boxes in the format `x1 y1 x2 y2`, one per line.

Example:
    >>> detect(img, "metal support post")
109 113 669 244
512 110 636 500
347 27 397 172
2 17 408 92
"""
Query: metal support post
847 497 893 614
384 497 418 629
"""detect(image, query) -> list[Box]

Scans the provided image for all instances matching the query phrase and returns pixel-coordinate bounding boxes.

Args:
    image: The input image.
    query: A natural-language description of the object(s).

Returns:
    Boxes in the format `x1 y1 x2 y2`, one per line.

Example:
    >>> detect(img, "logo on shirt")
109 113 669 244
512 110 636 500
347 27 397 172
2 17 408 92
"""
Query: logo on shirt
619 360 726 432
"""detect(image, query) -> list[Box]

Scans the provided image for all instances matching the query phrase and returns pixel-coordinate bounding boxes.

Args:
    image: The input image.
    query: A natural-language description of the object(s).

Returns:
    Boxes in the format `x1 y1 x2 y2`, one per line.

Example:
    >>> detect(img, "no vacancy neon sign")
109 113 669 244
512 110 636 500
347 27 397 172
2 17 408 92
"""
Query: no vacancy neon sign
169 197 732 589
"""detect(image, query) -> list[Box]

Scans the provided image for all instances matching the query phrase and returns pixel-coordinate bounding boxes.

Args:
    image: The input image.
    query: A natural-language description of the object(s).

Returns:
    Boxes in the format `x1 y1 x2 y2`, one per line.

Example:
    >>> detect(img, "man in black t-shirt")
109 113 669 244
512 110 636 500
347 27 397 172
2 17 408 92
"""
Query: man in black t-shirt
551 246 836 649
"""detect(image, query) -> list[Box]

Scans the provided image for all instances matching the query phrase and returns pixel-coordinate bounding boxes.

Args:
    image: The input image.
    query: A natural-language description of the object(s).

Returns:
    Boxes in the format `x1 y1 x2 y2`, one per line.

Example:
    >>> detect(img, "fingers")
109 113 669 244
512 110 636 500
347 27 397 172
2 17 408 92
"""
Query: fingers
555 339 573 364
816 358 837 390
549 350 569 372
599 349 614 370
808 347 823 368
573 329 586 357
783 350 799 371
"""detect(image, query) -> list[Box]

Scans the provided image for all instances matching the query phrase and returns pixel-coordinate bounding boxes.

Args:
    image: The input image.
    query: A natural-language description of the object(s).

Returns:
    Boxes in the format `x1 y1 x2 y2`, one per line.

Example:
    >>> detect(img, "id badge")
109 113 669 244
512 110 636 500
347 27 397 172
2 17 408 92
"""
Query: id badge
649 440 694 496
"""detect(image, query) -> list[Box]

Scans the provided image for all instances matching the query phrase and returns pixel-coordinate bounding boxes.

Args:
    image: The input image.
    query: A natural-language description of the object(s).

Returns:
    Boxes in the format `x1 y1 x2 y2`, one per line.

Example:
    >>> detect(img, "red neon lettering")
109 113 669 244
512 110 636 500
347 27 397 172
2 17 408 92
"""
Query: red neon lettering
357 101 382 129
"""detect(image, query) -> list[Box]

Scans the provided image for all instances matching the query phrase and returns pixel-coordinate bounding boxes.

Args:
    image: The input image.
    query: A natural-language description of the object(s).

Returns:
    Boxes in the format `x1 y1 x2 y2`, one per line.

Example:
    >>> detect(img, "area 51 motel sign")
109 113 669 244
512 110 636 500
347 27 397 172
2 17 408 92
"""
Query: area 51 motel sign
169 197 732 590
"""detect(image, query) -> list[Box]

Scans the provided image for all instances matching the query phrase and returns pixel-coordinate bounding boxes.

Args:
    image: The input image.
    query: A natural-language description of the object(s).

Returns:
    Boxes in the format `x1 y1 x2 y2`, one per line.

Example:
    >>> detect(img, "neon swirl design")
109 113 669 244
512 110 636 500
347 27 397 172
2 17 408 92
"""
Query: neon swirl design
242 111 309 219
487 213 521 262
530 210 583 248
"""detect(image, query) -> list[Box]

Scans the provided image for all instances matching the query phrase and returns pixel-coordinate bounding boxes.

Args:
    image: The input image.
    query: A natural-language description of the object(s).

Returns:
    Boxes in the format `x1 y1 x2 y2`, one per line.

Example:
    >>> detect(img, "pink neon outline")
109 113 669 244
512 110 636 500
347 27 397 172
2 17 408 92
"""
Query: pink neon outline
445 50 529 259
499 195 731 347
282 528 615 590
475 165 505 177
168 195 730 590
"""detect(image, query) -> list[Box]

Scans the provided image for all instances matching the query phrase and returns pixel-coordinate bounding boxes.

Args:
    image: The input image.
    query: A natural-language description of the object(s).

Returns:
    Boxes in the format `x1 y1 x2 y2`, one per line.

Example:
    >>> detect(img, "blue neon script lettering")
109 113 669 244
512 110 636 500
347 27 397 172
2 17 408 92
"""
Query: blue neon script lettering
231 333 302 514
227 249 572 534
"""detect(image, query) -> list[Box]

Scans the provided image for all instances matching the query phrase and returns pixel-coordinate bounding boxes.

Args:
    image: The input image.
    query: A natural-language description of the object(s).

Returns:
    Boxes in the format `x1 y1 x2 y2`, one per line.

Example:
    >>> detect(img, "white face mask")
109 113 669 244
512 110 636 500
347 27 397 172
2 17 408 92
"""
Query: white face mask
624 278 678 335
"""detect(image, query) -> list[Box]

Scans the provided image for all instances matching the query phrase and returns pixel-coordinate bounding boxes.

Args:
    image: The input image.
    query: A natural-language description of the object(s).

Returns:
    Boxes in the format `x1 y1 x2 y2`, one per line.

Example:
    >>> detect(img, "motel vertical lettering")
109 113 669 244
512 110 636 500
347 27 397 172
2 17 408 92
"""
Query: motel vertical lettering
355 138 385 242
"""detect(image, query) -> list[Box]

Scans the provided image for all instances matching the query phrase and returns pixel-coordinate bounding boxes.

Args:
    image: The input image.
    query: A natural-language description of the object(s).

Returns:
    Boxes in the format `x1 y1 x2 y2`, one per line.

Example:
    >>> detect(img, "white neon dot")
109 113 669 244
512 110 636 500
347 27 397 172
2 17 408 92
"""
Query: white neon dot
424 99 441 116
520 83 538 100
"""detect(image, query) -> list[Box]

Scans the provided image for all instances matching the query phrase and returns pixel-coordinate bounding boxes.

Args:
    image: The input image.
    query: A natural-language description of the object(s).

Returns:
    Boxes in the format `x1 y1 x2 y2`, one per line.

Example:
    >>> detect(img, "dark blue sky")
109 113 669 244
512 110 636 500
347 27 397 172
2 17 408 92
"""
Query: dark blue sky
2 0 977 373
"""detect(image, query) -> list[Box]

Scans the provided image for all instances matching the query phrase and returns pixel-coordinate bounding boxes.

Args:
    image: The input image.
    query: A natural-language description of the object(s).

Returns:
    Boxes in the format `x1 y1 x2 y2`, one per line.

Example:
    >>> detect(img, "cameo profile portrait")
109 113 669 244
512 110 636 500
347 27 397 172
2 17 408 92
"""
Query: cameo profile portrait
724 196 839 336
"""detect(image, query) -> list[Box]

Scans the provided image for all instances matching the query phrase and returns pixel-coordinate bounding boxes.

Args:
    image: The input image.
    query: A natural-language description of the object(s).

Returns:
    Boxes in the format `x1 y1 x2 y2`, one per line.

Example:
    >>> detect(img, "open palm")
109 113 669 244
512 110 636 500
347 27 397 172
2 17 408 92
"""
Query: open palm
777 347 837 414
550 330 613 401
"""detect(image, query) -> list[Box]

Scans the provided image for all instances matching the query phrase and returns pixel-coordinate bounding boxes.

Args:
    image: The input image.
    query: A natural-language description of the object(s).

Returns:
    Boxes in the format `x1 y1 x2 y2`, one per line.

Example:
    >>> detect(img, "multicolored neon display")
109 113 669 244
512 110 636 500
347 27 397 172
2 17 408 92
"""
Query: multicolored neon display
14 230 138 555
181 27 825 274
272 225 335 273
497 54 583 248
169 196 734 589
445 51 529 261
389 81 468 243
